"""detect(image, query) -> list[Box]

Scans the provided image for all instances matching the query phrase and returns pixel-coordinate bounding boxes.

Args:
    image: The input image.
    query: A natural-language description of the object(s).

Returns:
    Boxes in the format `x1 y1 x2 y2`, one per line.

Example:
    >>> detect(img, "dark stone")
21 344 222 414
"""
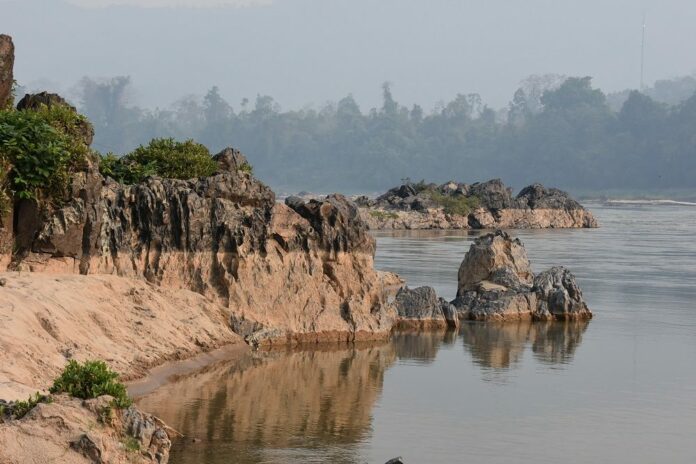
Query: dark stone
213 147 249 173
533 266 592 320
70 434 104 464
468 178 513 210
394 286 445 322
515 183 584 210
385 458 405 464
285 193 375 255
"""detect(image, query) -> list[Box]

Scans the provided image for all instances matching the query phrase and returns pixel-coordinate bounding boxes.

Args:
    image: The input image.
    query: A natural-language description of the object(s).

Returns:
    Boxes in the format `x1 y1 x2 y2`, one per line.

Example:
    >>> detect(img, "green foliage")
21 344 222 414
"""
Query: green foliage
99 137 216 184
122 436 141 452
369 209 399 220
10 392 53 419
0 104 90 203
238 160 253 174
49 360 132 408
429 192 480 216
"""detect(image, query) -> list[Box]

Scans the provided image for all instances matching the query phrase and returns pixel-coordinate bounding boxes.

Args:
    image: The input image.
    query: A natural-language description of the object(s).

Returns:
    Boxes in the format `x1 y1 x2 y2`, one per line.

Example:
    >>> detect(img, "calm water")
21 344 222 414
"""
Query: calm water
136 204 696 464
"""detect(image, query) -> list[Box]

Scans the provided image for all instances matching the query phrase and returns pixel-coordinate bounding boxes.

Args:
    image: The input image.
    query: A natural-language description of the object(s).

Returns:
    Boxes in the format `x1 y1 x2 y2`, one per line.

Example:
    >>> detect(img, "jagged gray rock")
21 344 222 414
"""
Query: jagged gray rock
534 266 591 320
452 230 592 321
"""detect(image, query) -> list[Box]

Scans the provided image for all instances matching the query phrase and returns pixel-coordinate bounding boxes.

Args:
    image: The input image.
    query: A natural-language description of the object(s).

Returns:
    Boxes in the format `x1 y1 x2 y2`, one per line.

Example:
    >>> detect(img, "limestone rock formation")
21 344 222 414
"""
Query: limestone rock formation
0 34 13 108
359 178 597 230
394 286 458 329
534 266 592 320
451 230 592 321
0 394 171 464
6 147 400 345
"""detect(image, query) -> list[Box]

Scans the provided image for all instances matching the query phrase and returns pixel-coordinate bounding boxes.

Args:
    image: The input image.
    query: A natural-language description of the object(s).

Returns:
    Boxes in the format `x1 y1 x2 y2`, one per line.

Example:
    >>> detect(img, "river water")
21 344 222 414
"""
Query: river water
136 204 696 464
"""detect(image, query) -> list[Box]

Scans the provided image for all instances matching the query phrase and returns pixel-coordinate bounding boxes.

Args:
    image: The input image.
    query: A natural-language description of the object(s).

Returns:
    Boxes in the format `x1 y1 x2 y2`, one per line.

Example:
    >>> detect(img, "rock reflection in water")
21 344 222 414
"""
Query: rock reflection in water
390 329 457 363
460 320 589 370
136 343 396 464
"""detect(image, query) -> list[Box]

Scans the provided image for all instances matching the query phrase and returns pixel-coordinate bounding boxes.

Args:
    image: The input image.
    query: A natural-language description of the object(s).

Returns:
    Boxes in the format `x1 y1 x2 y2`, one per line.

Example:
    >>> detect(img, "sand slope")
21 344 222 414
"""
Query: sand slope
0 272 245 401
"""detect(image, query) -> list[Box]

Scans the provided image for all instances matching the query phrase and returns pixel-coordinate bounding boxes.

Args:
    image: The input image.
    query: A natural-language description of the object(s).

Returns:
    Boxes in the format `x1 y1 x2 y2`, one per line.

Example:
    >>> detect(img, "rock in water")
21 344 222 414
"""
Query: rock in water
0 35 13 108
394 286 458 329
452 230 592 321
457 230 533 294
534 266 592 320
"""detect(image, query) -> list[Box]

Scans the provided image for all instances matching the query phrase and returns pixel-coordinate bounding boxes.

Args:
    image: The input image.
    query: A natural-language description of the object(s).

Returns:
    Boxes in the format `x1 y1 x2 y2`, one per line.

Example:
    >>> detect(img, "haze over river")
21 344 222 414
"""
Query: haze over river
136 203 696 464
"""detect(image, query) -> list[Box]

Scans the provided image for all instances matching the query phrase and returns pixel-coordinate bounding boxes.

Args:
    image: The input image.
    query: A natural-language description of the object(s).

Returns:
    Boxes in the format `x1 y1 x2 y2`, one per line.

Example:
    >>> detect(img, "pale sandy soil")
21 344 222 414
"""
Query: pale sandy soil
0 271 246 401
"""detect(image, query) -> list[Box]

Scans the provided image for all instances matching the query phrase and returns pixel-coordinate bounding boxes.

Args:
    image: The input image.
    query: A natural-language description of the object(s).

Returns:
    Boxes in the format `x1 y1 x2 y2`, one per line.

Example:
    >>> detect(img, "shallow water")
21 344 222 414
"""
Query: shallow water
136 204 696 464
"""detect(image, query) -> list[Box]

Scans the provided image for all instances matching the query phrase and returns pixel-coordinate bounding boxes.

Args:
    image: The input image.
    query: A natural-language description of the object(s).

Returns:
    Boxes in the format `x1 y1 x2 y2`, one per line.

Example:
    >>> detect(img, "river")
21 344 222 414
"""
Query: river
136 203 696 464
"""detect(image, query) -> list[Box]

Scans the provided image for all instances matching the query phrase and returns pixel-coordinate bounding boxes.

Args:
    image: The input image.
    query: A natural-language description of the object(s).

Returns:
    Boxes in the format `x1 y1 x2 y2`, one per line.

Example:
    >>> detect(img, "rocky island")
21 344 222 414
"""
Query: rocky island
357 179 598 230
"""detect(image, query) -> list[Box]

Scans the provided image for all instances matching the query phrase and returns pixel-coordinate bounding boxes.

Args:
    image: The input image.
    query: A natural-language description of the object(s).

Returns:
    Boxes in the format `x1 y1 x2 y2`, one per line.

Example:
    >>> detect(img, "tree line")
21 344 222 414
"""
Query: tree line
69 74 696 195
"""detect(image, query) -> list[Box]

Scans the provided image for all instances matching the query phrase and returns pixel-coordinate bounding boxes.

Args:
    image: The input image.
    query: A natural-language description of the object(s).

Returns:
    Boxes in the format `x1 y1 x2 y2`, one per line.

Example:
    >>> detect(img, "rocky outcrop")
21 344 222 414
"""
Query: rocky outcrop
0 34 13 109
394 286 458 329
451 230 592 321
0 394 171 464
534 266 591 320
358 179 597 230
5 147 400 346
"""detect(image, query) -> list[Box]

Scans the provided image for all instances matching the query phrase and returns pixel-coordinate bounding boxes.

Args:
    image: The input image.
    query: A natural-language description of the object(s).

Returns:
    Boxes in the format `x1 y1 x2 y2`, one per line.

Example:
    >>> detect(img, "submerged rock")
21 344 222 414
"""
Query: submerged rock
452 230 592 321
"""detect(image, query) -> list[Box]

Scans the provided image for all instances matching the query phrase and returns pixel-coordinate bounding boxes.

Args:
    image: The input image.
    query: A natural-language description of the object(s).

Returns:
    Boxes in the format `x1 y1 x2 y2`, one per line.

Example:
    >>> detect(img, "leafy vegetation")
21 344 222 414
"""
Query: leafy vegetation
428 191 480 216
99 137 216 184
369 210 399 220
49 360 132 408
0 104 90 204
5 392 53 420
122 436 141 452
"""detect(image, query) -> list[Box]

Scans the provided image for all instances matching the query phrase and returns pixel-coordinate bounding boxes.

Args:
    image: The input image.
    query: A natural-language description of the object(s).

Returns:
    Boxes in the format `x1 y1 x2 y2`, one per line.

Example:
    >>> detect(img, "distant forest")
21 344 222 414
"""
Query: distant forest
48 74 696 195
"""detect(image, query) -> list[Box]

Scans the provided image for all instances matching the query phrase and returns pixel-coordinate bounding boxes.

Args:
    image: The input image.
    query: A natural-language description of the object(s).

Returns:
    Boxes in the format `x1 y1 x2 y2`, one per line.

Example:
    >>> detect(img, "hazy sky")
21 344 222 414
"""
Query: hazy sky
2 0 695 111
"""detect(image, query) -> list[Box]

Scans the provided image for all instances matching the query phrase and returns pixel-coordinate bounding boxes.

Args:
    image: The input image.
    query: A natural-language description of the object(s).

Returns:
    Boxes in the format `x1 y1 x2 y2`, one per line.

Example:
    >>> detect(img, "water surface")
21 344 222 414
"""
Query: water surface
137 204 696 463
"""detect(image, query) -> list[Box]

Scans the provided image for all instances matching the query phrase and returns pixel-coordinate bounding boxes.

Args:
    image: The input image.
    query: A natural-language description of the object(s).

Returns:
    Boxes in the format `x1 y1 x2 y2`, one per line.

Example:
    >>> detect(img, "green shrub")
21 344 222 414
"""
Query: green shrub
0 105 90 203
429 191 480 216
369 209 399 220
238 160 253 174
49 360 132 408
100 137 216 184
9 392 53 419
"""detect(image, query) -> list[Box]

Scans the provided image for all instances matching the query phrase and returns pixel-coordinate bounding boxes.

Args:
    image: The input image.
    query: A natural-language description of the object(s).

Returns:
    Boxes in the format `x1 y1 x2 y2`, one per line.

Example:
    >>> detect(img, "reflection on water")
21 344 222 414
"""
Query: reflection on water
138 323 589 464
460 320 589 370
137 344 396 464
137 204 696 463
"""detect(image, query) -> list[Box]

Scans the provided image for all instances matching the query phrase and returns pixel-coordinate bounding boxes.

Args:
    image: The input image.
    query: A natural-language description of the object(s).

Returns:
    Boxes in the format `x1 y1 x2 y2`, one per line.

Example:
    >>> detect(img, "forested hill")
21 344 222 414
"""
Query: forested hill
69 75 696 196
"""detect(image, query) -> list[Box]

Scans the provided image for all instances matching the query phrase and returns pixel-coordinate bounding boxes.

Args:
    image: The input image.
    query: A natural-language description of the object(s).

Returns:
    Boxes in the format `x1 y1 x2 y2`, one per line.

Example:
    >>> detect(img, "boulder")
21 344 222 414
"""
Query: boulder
457 230 533 294
394 286 457 328
0 34 13 109
452 230 591 321
394 287 446 327
533 266 592 320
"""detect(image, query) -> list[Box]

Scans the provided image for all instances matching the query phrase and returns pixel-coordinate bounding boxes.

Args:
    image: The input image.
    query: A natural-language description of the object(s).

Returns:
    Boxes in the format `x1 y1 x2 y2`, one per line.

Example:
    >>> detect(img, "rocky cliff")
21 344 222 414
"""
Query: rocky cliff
3 147 400 345
358 179 598 230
